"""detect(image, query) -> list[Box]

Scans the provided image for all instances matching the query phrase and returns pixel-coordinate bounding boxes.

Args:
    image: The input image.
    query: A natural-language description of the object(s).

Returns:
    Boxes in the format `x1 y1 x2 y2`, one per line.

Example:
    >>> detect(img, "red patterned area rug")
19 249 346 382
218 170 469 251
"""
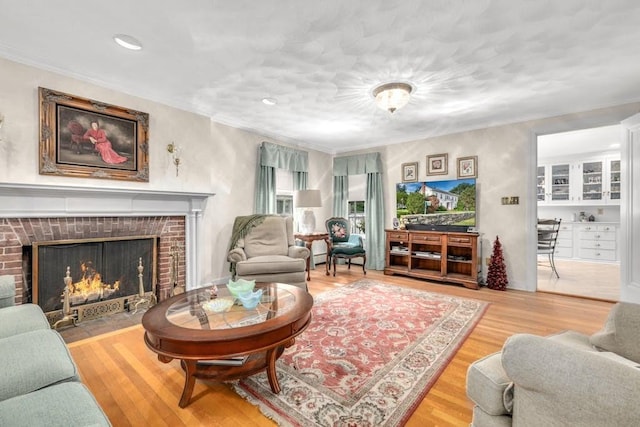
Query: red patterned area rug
232 279 488 426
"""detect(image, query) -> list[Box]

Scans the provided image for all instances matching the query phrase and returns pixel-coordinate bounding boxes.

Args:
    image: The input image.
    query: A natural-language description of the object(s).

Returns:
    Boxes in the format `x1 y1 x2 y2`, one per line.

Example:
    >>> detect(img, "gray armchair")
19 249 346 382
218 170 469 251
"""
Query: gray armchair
466 302 640 427
227 215 310 289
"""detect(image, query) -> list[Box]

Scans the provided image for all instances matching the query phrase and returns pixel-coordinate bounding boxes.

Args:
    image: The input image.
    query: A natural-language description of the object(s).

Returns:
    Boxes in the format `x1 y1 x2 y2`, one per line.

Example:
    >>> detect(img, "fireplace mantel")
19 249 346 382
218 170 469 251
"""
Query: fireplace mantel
0 183 212 217
0 183 214 289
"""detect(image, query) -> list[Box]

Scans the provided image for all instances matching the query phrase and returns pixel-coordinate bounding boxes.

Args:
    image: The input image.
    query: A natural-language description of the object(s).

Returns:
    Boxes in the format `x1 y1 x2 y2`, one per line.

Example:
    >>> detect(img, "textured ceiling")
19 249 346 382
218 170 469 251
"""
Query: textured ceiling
1 0 640 154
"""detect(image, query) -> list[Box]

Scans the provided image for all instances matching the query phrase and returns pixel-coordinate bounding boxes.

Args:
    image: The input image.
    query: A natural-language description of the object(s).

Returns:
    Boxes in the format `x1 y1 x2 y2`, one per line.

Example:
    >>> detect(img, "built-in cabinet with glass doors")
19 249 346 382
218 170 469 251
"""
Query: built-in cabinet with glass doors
538 155 620 205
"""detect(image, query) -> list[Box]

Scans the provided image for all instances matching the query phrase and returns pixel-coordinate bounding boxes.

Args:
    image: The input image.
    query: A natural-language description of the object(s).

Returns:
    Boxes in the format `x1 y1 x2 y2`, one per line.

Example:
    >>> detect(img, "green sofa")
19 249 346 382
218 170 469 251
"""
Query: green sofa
0 276 111 426
466 301 640 427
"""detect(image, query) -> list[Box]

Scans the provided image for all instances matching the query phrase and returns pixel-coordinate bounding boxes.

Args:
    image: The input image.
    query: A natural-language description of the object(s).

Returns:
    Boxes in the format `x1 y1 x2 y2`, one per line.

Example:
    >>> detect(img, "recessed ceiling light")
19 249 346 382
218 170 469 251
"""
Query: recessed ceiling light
113 34 143 51
262 98 277 106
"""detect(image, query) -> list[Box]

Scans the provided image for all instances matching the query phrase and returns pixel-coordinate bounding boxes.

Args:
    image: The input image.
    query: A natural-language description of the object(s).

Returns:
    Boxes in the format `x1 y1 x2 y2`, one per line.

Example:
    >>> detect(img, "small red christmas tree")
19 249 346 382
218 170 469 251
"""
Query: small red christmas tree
487 236 508 291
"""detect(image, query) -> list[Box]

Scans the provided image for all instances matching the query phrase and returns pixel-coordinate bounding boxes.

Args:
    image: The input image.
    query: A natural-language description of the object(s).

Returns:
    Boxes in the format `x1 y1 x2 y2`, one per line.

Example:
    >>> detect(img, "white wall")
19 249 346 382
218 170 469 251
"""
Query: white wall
538 206 620 224
0 57 332 285
2 55 640 291
342 103 640 290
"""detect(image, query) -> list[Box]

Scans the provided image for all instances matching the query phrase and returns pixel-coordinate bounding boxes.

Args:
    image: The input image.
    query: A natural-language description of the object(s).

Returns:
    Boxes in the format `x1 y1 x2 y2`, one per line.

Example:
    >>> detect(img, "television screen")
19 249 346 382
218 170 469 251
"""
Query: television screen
395 178 476 231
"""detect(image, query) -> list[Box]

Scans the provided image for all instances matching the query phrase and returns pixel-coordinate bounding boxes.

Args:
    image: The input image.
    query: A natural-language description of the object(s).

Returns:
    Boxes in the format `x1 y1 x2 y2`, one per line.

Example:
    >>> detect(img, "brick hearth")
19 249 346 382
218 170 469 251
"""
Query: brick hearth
0 183 213 306
1 216 185 304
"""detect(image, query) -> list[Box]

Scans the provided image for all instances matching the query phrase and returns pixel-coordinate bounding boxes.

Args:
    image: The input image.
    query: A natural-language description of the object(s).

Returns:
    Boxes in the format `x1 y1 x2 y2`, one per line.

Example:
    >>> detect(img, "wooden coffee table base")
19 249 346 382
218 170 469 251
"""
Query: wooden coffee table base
151 339 292 408
142 283 313 409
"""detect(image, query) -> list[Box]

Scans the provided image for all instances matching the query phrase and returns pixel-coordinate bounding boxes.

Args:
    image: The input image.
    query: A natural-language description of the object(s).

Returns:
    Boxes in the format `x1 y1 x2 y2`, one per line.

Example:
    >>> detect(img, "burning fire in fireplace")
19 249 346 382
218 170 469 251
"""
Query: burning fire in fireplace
64 262 121 306
32 236 157 317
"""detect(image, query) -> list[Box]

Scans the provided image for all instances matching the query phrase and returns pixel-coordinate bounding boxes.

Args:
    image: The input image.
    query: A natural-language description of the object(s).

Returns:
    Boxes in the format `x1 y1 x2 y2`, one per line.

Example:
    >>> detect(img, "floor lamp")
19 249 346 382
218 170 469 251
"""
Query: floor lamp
295 189 322 234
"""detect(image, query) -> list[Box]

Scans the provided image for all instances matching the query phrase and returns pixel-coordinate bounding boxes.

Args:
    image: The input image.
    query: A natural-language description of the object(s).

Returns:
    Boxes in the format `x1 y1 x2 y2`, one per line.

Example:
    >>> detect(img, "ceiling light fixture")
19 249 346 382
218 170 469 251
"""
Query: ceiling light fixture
372 82 413 114
113 34 143 51
262 97 277 106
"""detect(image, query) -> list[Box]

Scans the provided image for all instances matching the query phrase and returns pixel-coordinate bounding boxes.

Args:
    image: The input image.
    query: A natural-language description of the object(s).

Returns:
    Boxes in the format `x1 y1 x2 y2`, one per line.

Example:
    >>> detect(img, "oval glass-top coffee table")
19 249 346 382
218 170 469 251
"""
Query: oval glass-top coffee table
142 282 313 408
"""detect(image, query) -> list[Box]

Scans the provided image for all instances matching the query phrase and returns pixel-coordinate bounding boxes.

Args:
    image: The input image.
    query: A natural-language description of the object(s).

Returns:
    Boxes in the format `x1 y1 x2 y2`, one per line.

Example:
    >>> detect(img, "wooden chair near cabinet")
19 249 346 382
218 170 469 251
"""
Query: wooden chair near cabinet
537 218 561 278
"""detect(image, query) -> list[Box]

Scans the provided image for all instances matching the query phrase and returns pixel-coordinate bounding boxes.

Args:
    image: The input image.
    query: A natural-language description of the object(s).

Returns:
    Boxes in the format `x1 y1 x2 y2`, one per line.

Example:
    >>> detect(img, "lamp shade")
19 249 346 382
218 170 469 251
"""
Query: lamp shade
295 189 322 208
295 189 321 234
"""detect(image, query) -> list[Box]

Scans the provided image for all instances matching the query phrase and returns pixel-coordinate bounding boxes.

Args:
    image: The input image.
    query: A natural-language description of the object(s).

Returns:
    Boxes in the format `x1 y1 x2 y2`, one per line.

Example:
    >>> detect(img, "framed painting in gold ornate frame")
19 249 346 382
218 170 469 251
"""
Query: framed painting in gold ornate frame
38 87 149 182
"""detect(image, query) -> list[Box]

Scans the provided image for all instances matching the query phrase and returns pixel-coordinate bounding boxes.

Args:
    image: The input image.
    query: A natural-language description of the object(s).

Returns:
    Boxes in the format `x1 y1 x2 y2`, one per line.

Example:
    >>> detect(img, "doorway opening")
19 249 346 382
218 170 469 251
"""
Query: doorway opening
536 124 621 301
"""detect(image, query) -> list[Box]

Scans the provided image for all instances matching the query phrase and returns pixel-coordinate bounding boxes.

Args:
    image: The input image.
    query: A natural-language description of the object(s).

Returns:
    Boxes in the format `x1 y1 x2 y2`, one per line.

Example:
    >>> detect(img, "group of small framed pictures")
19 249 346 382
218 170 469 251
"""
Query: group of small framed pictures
401 154 477 183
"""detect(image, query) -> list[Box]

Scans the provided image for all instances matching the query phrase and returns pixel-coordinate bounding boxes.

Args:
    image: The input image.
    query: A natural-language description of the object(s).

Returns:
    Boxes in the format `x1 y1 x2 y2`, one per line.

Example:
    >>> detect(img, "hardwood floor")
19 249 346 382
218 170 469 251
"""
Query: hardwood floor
537 258 620 301
67 268 614 427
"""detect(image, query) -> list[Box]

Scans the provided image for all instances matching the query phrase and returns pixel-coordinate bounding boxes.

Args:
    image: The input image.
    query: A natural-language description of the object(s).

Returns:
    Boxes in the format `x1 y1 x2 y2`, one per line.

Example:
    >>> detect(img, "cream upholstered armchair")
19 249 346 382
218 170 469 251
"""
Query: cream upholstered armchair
466 302 640 427
227 215 310 289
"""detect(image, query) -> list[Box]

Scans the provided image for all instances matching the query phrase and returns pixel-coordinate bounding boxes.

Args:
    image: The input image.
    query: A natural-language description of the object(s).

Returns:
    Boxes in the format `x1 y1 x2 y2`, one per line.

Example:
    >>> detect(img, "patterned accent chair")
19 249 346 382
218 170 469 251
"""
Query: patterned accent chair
324 217 366 277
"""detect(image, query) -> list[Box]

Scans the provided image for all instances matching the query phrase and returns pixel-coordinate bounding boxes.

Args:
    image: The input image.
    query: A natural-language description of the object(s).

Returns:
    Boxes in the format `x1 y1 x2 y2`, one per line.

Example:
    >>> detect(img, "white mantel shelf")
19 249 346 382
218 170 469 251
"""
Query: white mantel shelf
0 183 215 289
0 183 213 217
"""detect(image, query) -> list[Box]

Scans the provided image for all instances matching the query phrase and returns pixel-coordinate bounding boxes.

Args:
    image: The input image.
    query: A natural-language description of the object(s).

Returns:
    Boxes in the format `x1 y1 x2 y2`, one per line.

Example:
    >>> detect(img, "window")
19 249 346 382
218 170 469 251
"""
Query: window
348 200 365 234
276 168 294 216
276 195 293 215
348 174 366 235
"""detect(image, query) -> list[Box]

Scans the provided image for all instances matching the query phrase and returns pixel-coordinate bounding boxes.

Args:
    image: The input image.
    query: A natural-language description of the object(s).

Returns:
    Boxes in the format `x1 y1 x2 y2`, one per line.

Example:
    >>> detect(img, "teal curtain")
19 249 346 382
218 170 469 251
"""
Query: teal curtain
260 141 308 171
255 142 308 214
332 152 385 270
254 163 276 214
294 171 308 191
332 175 348 218
366 172 385 270
333 153 382 176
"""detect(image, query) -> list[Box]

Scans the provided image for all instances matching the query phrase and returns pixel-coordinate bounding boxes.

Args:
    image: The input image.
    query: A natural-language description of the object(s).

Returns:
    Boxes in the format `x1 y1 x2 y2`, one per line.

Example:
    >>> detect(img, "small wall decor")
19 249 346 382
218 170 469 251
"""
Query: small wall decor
401 162 418 182
427 153 448 176
457 155 478 179
167 142 182 177
38 87 149 182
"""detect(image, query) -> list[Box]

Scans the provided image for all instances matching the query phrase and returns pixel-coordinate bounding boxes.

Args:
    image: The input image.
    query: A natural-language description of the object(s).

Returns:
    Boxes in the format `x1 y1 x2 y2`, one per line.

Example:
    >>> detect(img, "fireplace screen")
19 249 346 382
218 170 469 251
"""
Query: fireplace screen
33 236 157 313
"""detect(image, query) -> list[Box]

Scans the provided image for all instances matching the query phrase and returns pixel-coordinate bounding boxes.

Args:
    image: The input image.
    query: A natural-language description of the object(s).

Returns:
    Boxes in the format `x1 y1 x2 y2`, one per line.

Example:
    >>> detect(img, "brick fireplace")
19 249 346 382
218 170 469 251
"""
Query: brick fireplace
0 183 212 314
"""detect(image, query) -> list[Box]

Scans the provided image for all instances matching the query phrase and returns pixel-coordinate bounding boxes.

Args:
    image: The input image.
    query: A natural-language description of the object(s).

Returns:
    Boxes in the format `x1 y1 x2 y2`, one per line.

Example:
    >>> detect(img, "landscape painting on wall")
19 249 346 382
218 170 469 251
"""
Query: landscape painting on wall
396 178 476 231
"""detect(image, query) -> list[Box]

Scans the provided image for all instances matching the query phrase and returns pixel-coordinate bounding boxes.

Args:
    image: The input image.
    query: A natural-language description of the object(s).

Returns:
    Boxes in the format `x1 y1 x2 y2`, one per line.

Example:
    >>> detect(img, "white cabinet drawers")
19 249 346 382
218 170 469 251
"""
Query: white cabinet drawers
578 248 616 261
577 225 618 261
538 221 619 262
554 223 574 259
579 240 616 250
577 224 616 233
554 246 573 258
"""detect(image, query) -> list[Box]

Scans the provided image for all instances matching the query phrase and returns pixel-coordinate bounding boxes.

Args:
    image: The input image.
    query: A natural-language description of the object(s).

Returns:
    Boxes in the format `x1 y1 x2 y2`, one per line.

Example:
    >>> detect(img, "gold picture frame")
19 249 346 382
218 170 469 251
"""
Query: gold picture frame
38 87 149 182
457 155 478 179
401 162 418 182
427 153 448 176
